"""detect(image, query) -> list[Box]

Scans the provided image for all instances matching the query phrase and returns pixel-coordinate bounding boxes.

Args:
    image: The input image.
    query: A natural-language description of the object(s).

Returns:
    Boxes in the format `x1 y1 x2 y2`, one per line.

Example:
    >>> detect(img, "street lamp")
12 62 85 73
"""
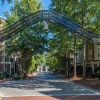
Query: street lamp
44 21 48 30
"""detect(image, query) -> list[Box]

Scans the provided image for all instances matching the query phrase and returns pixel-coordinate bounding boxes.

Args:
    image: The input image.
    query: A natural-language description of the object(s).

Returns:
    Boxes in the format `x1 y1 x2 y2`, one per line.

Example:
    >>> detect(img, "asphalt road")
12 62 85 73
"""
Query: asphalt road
0 72 100 100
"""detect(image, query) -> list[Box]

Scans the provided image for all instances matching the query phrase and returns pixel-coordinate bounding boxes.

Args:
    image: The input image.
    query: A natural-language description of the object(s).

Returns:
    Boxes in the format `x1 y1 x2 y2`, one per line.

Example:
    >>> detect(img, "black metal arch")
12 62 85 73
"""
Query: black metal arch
0 10 100 44
26 47 71 61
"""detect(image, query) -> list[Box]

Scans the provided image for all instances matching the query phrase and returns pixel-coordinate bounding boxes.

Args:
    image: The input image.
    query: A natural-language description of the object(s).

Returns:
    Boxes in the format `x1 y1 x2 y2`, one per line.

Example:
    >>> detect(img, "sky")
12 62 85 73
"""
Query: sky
0 0 51 18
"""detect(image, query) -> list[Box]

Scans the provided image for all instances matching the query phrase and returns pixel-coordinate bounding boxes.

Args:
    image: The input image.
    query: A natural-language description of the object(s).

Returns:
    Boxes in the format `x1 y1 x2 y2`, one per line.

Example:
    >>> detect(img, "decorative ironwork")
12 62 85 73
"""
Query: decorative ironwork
25 47 71 61
0 10 100 44
25 48 47 60
52 53 71 61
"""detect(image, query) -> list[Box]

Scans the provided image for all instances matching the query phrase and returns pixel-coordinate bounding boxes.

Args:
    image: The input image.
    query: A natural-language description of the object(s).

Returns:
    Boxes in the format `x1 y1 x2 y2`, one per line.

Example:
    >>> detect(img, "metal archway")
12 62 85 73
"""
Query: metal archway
26 47 71 61
0 10 100 44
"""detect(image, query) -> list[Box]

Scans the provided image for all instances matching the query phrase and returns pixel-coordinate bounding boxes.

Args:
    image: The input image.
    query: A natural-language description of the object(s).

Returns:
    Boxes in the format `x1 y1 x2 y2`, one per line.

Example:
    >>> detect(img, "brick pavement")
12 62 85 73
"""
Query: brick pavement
0 96 2 100
0 95 100 100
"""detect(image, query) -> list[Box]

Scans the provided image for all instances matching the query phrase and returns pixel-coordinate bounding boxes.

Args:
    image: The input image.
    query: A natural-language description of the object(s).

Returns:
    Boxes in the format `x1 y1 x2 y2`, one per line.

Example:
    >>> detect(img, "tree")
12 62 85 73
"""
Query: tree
4 0 48 74
45 52 66 72
35 53 46 66
26 56 36 73
50 0 100 79
2 0 12 4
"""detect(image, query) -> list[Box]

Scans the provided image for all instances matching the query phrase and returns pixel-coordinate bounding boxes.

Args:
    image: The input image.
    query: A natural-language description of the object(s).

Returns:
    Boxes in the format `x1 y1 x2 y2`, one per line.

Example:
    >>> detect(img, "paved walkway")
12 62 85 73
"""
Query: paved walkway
0 72 100 100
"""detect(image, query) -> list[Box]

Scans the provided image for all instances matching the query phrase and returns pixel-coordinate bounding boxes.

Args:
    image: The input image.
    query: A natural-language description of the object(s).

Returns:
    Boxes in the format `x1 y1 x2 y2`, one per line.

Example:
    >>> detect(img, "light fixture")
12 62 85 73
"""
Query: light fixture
44 21 48 30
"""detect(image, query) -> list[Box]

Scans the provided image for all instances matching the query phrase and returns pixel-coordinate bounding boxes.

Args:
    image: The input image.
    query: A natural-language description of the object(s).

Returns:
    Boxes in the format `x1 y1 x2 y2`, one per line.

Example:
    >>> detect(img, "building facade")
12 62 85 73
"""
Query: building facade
0 16 6 72
0 16 15 75
76 42 100 73
86 42 100 73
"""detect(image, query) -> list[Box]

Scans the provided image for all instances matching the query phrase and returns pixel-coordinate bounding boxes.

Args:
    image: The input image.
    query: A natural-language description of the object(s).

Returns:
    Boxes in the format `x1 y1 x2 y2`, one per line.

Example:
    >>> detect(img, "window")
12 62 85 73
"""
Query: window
89 50 92 59
76 56 78 62
88 45 92 60
97 48 100 58
94 63 97 68
99 63 100 67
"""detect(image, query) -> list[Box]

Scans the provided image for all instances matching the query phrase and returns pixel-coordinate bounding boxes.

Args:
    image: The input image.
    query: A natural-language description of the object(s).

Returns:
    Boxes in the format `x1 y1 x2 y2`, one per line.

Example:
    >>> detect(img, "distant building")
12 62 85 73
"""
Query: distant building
0 16 7 73
0 16 16 75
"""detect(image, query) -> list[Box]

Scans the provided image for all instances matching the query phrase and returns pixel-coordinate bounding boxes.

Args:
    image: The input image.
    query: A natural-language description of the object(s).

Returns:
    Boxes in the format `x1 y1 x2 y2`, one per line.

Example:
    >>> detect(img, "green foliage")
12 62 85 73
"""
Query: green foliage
45 53 65 70
4 0 48 56
0 72 9 79
49 0 100 77
3 71 9 78
12 76 22 80
26 56 36 72
50 0 100 54
94 67 100 73
3 0 100 74
0 72 4 79
4 0 49 72
92 73 100 79
51 0 100 32
35 53 46 65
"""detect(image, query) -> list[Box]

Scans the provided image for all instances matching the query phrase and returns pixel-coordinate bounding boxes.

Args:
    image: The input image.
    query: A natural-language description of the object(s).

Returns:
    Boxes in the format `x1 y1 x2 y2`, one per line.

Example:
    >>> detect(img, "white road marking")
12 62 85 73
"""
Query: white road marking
0 93 4 97
2 93 100 98
34 88 62 91
72 82 100 94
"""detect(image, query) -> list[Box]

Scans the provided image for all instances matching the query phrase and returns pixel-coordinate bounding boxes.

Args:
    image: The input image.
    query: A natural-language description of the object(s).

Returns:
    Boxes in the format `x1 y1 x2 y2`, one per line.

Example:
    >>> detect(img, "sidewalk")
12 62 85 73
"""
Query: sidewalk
0 78 11 84
0 78 11 100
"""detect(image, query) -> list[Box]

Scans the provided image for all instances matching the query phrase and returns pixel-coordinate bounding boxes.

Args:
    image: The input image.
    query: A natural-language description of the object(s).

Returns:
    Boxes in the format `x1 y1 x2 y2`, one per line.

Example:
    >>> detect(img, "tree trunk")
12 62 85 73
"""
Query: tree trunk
22 57 25 73
21 55 27 74
74 35 77 78
81 0 86 80
65 34 69 77
23 57 27 73
66 60 68 77
82 40 86 80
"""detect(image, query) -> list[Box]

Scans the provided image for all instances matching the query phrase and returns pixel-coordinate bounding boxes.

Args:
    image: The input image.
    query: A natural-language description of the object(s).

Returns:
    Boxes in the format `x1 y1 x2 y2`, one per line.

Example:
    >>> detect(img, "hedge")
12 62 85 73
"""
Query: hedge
12 76 22 80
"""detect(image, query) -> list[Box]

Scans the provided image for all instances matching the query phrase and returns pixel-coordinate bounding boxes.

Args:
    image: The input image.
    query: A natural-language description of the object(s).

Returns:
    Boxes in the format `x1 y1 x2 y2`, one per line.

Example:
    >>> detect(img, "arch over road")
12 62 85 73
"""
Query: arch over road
0 10 100 44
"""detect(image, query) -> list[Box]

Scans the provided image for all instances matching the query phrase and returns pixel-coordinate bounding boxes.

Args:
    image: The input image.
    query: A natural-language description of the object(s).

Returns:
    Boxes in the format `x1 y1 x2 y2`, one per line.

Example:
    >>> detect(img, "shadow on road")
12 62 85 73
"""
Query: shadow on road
0 72 100 100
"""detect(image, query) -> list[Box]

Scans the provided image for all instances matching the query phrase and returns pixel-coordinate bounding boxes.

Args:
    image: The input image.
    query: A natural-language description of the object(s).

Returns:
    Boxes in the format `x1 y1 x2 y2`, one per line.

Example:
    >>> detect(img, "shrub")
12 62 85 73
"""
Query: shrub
0 71 10 79
86 67 93 77
3 71 9 78
12 76 22 80
0 72 4 79
94 67 100 73
92 73 100 79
